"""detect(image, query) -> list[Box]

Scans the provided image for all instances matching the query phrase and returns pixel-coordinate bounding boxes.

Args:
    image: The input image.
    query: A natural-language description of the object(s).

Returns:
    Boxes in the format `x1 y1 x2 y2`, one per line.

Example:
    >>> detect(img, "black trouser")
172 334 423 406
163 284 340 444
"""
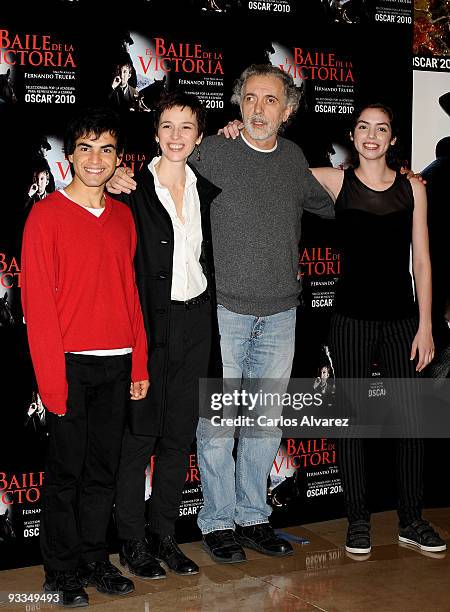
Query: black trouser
115 300 211 539
41 353 131 570
329 313 423 527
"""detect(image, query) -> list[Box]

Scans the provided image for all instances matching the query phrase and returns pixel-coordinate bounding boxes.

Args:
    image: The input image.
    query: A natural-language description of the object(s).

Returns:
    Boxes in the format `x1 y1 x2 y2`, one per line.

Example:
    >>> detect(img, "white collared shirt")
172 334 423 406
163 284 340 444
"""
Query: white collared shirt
149 157 207 301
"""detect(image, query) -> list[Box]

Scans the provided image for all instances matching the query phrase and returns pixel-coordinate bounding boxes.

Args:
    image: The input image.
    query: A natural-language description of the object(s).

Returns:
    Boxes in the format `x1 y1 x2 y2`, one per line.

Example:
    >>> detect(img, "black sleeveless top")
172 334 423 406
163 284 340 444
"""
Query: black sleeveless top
335 168 417 320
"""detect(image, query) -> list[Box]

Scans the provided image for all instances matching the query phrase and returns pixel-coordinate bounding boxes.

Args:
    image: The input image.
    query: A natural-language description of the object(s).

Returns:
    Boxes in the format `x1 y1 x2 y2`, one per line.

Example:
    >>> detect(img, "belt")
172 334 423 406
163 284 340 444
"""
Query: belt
171 290 210 310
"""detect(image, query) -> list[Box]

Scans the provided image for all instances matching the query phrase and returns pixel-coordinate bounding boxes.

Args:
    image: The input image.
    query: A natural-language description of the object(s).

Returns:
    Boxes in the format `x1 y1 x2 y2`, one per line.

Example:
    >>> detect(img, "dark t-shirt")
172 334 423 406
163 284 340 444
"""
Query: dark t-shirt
335 168 416 320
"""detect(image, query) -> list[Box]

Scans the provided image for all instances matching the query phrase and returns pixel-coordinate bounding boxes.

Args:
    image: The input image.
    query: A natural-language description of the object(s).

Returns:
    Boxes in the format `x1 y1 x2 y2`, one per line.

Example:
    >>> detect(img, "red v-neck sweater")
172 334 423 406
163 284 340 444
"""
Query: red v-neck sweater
21 190 148 415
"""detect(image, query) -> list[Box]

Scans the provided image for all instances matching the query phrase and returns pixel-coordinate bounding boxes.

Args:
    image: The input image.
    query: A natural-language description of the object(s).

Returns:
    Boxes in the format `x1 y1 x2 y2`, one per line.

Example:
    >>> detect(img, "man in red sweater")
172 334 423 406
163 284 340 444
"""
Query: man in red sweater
21 108 149 608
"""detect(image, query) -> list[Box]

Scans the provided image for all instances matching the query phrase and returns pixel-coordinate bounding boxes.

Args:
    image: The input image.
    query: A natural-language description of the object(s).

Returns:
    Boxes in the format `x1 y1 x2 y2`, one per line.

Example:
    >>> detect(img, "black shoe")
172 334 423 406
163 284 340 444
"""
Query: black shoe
399 519 447 552
148 533 199 575
78 560 134 595
235 523 293 557
44 569 89 608
345 520 371 554
119 538 166 579
202 529 246 563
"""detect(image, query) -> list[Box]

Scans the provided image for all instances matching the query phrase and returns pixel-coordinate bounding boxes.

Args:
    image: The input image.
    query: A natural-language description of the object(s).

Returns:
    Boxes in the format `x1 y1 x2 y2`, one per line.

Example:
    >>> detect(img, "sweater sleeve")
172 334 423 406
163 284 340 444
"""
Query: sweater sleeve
189 135 216 182
293 144 335 219
21 207 68 414
302 168 335 219
129 217 149 383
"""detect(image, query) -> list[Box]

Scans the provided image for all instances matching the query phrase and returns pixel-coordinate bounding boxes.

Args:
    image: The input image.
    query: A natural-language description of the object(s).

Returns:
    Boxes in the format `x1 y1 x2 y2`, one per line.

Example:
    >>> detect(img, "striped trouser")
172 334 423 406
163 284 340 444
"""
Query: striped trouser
329 313 423 527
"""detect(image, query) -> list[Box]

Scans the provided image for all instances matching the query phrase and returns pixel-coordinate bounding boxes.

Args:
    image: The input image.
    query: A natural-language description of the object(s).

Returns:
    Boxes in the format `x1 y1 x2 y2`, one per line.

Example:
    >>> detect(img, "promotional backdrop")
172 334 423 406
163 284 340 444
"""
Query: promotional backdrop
1 0 448 570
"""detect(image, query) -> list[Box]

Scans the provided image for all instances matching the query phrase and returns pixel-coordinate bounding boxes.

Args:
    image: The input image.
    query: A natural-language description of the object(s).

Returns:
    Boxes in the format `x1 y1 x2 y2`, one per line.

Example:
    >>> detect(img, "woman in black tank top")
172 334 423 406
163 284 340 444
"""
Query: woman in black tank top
310 104 445 555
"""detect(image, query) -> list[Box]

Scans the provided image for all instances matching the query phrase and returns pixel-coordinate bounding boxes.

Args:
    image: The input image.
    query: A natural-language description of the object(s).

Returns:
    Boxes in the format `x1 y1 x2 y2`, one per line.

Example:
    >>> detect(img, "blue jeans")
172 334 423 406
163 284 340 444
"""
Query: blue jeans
197 304 296 533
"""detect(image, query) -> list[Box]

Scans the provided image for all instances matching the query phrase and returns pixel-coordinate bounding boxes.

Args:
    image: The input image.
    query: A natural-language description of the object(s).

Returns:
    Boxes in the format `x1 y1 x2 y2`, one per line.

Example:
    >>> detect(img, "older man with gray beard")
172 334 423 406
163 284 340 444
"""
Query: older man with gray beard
107 64 334 564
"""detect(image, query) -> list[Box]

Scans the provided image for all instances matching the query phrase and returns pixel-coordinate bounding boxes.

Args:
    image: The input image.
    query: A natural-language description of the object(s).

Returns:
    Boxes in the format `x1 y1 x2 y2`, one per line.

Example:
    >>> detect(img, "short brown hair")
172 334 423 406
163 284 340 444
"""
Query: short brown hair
154 91 207 136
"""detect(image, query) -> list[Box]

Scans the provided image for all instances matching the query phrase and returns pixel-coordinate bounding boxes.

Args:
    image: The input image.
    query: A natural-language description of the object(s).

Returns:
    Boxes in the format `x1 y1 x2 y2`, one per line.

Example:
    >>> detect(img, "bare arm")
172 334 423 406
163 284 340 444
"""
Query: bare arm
410 177 434 371
309 167 344 202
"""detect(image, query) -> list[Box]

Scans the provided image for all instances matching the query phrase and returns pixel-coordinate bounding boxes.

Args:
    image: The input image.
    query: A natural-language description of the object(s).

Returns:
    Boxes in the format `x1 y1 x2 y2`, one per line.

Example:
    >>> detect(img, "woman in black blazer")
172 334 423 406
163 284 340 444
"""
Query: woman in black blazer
111 91 221 578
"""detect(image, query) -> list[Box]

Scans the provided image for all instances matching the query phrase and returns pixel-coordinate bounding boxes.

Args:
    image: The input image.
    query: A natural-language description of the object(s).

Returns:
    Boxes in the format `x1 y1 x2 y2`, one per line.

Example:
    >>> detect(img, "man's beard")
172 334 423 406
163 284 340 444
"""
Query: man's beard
243 114 279 141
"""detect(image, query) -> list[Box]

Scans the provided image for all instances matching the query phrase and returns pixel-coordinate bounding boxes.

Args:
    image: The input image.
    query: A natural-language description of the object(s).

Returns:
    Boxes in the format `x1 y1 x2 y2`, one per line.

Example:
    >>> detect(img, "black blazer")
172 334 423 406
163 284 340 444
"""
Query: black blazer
117 164 221 435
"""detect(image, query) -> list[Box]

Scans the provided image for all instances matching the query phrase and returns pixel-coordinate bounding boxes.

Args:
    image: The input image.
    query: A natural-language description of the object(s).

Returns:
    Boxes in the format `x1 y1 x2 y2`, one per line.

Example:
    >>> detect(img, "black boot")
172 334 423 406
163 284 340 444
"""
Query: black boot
202 529 246 564
78 560 134 595
235 523 293 556
148 532 199 575
119 538 166 579
44 568 89 608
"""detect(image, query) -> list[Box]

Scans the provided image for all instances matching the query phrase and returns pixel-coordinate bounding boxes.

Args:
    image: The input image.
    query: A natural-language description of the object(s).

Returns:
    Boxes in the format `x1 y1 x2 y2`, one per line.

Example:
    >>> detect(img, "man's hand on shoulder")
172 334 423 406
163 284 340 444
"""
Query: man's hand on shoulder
106 166 137 194
400 166 427 185
217 119 244 139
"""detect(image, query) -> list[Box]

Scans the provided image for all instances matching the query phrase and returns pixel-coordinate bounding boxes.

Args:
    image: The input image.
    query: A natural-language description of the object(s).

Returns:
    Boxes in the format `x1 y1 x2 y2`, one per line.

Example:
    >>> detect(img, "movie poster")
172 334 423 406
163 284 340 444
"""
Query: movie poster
269 42 355 118
0 27 79 107
144 451 203 527
179 454 203 520
0 471 44 570
108 32 225 115
299 246 341 313
314 0 412 25
373 0 413 24
269 439 342 524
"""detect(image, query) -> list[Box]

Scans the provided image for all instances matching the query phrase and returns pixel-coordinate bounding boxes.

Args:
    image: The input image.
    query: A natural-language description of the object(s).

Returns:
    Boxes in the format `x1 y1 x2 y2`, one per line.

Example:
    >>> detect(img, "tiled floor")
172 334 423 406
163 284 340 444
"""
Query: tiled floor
1 508 449 611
